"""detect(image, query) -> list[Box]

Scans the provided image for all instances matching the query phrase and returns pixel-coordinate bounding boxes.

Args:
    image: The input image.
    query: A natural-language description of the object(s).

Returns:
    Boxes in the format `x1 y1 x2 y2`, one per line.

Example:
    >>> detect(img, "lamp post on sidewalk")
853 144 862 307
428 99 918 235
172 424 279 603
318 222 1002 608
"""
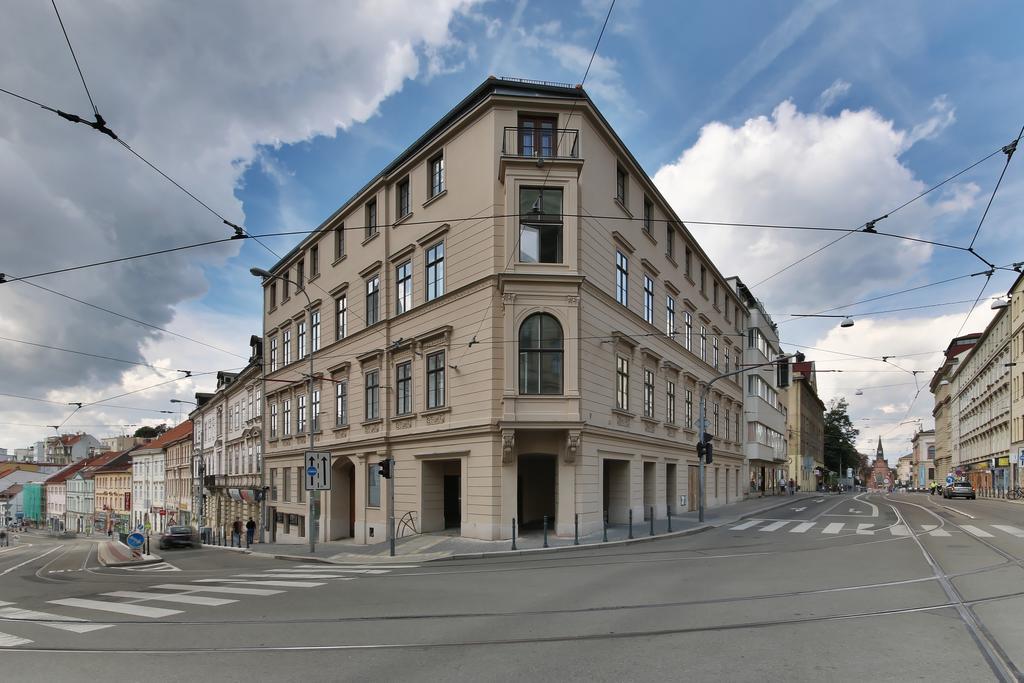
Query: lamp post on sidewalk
251 267 318 554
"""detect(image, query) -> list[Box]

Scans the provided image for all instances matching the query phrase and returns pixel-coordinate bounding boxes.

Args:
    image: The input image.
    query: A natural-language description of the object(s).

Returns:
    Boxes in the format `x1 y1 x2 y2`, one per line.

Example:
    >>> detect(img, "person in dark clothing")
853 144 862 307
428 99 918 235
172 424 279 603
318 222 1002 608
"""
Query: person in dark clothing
231 518 243 547
245 517 256 548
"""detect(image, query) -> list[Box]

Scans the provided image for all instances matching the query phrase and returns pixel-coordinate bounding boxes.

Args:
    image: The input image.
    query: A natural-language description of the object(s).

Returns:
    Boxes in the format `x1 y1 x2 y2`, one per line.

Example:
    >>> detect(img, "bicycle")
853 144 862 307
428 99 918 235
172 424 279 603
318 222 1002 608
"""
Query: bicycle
1008 487 1024 500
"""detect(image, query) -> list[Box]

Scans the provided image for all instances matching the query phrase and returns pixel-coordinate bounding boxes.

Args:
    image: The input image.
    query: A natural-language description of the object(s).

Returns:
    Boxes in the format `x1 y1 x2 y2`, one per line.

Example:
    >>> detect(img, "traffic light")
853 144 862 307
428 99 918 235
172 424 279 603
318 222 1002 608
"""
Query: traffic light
704 434 714 464
378 459 392 479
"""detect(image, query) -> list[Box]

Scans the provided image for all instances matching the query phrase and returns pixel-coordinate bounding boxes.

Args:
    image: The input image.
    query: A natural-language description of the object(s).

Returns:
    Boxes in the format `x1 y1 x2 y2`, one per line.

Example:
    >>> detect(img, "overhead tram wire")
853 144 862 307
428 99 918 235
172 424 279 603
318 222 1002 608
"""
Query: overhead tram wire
0 335 193 375
967 125 1022 251
50 0 98 119
954 269 993 338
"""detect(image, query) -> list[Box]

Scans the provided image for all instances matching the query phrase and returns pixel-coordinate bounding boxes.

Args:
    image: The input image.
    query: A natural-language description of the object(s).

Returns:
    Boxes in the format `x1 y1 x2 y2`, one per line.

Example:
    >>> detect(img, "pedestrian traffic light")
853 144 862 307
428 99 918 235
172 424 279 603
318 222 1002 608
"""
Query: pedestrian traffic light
378 459 392 479
696 441 705 461
704 435 714 464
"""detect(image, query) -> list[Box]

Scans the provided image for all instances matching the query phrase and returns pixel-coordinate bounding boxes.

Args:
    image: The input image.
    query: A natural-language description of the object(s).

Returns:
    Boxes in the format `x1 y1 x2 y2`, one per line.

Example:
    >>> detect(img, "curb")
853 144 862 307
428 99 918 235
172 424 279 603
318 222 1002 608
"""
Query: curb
101 555 164 568
200 543 252 555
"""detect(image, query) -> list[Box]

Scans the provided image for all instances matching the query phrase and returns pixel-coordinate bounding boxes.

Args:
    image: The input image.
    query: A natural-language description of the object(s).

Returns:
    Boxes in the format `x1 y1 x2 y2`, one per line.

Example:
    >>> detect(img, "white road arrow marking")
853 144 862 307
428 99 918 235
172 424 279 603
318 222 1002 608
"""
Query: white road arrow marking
791 507 806 512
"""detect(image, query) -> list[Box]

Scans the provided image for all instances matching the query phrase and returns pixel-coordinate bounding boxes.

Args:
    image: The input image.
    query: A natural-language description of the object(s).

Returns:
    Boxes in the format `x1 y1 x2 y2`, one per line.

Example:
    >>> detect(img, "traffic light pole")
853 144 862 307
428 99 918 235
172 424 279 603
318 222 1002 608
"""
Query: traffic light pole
388 458 395 557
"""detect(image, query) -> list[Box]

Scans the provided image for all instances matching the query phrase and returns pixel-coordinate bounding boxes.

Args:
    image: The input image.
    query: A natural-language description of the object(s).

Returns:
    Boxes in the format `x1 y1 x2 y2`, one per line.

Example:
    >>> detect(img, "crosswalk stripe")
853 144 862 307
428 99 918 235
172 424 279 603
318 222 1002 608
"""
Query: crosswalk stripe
921 524 951 537
193 579 325 588
890 525 911 536
730 520 762 531
152 583 282 596
298 564 419 570
961 525 994 538
48 598 182 618
0 631 32 647
232 573 355 580
0 607 112 633
992 525 1024 538
822 523 844 534
789 522 815 533
102 591 237 606
760 521 790 532
267 568 386 575
856 524 875 535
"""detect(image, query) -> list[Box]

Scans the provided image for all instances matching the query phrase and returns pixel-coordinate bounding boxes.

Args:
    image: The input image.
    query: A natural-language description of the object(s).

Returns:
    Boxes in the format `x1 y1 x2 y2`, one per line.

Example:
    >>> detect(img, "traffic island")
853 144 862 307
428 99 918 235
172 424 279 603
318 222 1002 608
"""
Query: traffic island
97 540 163 568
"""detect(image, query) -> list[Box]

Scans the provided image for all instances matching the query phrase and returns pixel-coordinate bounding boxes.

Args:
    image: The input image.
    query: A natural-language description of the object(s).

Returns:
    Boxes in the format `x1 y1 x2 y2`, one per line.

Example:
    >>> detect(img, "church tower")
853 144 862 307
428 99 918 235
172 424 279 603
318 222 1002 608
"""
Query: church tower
876 436 884 461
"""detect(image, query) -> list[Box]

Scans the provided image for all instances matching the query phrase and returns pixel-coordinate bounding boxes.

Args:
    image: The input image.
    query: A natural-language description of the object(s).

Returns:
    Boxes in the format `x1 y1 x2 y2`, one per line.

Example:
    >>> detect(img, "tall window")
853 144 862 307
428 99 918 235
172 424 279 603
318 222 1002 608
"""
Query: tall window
713 281 719 308
311 310 321 352
725 407 731 441
700 264 707 295
666 224 675 258
430 153 445 197
643 275 654 324
616 356 629 411
643 368 655 418
297 321 307 360
365 370 380 420
366 275 380 326
713 402 720 436
666 296 676 337
667 381 676 424
397 177 410 218
269 282 277 310
269 403 278 438
685 246 692 279
283 330 292 365
700 326 707 362
685 389 693 429
396 361 412 415
310 245 319 278
616 251 628 306
519 187 563 263
255 387 261 417
283 468 290 502
335 381 348 426
643 197 653 232
334 223 345 260
296 259 304 290
270 337 279 372
282 399 292 436
367 463 380 507
518 313 563 395
365 199 378 239
312 390 320 432
336 295 348 341
518 115 556 157
282 273 289 300
712 337 719 369
426 351 445 409
684 312 693 351
426 241 444 301
615 166 627 203
396 261 412 314
297 395 306 434
725 347 730 373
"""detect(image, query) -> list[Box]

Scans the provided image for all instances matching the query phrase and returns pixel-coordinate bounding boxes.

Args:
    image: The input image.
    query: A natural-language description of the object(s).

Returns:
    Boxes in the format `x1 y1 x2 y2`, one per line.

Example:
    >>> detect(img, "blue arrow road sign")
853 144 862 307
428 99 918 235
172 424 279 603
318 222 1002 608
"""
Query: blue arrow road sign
306 466 318 477
946 474 954 485
126 532 145 549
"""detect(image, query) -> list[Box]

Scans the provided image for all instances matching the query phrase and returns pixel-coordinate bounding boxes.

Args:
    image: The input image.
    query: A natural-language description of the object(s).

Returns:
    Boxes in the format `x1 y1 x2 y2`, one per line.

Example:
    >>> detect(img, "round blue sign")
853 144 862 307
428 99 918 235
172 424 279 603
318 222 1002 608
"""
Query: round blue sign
126 532 145 549
306 466 318 477
946 474 955 485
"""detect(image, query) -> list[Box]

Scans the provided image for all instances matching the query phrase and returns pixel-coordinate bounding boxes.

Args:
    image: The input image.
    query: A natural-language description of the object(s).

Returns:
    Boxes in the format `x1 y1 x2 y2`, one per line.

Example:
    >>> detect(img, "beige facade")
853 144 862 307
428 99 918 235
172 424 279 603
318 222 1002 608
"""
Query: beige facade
1009 273 1024 490
910 429 936 488
257 78 748 545
164 424 194 525
783 361 825 491
93 452 132 534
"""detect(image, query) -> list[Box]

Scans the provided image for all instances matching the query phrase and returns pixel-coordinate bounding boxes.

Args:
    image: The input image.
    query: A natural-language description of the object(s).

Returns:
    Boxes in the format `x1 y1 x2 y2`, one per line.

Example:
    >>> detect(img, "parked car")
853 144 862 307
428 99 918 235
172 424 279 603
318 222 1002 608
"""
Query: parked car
944 481 976 500
158 525 200 549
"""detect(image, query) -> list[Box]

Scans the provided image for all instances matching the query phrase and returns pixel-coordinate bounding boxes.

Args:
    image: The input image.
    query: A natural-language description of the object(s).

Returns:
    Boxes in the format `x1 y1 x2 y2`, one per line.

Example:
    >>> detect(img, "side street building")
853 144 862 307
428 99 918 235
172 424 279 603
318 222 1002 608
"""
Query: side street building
930 334 982 483
164 421 194 526
132 421 193 532
257 77 749 545
910 429 936 489
44 433 104 465
783 360 825 491
45 459 90 531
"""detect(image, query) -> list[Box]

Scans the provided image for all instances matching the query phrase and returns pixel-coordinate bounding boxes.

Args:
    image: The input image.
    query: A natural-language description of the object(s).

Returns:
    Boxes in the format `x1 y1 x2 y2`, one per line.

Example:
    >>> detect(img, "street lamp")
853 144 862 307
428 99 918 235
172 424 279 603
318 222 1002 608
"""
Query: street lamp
251 266 318 554
784 313 855 328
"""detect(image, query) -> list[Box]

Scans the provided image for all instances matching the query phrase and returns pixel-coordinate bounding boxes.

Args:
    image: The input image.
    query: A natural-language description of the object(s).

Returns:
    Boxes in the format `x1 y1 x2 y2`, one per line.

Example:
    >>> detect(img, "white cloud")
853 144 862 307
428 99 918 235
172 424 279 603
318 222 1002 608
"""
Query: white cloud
817 78 851 111
0 1 477 448
935 182 981 214
904 95 956 149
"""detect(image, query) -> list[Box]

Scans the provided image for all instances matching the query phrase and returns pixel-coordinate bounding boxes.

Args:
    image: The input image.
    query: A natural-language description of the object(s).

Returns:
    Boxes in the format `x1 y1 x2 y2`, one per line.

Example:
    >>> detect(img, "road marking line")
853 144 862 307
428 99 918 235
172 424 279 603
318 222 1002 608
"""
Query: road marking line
152 583 282 596
0 601 12 607
992 525 1024 538
301 565 419 570
960 525 994 538
920 524 951 537
890 525 911 536
0 631 32 647
789 522 815 533
940 505 975 519
822 523 844 534
730 520 762 530
0 607 111 633
48 598 182 618
856 524 875 535
760 521 790 532
0 545 63 576
268 568 385 575
233 573 356 580
791 507 806 512
102 591 237 606
814 498 825 503
194 579 325 588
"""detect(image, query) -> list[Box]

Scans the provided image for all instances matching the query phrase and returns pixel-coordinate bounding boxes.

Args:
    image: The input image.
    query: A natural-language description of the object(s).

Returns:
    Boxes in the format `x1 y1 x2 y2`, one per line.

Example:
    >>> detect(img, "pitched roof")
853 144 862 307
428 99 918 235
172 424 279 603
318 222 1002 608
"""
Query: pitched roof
44 458 93 486
140 421 193 450
0 483 24 499
77 451 126 479
92 450 133 474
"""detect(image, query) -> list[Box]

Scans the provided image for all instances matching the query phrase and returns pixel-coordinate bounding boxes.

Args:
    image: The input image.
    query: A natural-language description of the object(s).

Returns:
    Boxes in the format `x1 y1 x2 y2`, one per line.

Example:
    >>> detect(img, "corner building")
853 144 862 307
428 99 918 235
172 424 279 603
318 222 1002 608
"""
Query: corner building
259 78 747 544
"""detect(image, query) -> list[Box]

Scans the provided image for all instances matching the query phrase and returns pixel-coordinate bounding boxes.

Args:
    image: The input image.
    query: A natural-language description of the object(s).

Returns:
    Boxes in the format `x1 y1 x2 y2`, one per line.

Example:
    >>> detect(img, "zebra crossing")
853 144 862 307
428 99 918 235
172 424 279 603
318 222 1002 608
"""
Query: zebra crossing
730 519 1024 539
0 562 418 648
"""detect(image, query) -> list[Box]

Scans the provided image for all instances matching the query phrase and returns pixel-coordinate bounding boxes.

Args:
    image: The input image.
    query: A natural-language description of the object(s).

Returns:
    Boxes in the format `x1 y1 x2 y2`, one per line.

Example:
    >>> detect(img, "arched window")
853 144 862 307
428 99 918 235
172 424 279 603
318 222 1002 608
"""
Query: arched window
519 313 563 395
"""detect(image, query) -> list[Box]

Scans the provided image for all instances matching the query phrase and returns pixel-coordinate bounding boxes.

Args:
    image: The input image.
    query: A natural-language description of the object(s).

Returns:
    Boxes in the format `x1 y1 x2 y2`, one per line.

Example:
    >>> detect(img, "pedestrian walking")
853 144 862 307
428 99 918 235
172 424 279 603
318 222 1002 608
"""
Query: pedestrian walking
245 517 256 548
231 518 243 547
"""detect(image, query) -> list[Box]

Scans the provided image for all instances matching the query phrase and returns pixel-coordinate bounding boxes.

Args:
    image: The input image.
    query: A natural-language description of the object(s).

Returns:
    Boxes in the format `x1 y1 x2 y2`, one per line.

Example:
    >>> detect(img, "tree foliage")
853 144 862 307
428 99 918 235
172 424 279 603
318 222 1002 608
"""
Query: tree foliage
134 424 169 438
823 398 865 477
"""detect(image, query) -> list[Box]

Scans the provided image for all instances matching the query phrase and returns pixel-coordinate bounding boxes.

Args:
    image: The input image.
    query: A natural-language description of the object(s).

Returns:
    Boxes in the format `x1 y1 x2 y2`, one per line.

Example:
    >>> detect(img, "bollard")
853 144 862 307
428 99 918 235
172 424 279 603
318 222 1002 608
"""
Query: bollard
543 515 549 548
603 510 608 543
511 517 517 551
628 509 634 539
667 507 672 533
574 513 579 545
650 506 655 536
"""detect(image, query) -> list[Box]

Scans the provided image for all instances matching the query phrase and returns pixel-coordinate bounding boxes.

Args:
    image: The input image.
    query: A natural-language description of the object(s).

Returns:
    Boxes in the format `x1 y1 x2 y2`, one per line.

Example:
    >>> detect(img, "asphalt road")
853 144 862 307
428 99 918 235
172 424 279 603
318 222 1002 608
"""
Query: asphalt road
2 493 1023 682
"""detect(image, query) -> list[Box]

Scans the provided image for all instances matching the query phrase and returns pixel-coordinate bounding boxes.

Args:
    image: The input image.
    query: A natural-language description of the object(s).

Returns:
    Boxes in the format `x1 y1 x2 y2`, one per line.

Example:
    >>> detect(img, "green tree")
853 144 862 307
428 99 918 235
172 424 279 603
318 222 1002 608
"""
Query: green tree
823 398 863 479
134 424 169 439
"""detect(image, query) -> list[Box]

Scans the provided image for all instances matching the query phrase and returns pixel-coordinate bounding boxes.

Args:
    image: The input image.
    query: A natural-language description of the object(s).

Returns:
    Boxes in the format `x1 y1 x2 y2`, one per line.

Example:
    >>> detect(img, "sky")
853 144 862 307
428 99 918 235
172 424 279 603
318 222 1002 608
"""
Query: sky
1 0 1022 464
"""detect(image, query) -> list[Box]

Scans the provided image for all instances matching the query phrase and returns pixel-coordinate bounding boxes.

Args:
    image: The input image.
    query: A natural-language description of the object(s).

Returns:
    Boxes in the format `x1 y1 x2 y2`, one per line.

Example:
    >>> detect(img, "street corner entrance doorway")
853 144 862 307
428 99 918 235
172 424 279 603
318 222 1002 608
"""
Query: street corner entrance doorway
602 458 630 524
518 453 556 530
422 458 462 534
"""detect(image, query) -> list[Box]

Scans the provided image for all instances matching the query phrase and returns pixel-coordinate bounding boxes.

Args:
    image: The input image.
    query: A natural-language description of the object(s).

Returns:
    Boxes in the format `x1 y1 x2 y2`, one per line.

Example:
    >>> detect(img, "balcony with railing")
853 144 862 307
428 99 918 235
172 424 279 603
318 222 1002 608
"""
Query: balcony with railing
499 126 582 181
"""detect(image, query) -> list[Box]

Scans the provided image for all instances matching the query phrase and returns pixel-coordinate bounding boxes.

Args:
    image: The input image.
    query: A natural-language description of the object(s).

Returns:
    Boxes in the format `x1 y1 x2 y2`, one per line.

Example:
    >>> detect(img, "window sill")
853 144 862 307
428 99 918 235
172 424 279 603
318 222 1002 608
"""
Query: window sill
268 305 278 315
422 190 447 209
613 197 633 218
419 406 450 417
332 424 350 432
641 229 657 246
393 212 413 228
684 275 695 286
665 253 678 268
362 232 380 246
640 416 659 425
611 409 635 418
309 273 321 284
332 254 347 267
361 418 383 427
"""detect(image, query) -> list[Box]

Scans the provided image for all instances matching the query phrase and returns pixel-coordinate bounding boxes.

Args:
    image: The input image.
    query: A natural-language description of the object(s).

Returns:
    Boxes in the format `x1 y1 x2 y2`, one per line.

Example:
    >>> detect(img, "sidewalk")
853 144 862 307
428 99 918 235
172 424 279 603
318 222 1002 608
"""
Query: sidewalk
97 540 162 567
232 492 816 564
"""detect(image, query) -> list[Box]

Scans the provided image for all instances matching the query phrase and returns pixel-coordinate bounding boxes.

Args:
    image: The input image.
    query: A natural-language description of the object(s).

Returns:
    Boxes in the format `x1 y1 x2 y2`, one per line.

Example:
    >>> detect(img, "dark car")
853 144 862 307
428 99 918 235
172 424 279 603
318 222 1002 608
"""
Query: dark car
944 481 976 500
158 525 200 549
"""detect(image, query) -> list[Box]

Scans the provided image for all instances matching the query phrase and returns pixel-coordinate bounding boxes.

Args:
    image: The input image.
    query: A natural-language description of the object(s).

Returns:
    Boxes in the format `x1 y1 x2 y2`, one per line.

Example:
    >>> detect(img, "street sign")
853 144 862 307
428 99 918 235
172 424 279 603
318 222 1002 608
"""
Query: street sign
946 474 955 485
1018 448 1024 465
125 532 145 549
304 451 332 491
